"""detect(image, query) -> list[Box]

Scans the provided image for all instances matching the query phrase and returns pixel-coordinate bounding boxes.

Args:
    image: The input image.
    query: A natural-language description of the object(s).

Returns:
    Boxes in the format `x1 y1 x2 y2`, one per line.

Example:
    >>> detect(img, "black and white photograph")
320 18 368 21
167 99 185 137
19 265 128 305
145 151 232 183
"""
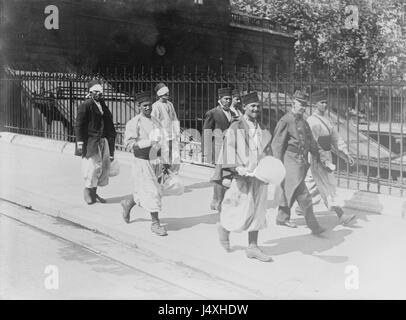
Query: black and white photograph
0 0 406 305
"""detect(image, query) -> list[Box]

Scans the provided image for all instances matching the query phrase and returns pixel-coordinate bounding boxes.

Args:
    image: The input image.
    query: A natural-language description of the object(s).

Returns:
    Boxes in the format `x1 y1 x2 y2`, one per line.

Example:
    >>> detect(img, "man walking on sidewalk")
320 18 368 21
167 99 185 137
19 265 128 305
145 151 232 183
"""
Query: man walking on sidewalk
271 100 326 235
151 82 180 171
74 80 116 205
299 100 356 225
203 87 237 213
120 91 167 236
216 92 279 262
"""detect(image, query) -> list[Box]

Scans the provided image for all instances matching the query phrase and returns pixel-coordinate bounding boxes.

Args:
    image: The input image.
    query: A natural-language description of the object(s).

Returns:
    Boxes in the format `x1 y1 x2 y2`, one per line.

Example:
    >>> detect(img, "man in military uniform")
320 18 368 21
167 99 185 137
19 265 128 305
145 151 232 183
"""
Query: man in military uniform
271 100 326 235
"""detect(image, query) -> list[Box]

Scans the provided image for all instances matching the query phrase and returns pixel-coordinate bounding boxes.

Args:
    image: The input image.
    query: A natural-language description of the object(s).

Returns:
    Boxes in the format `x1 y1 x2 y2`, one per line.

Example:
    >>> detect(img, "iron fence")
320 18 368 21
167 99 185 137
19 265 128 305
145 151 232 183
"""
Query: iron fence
1 66 405 197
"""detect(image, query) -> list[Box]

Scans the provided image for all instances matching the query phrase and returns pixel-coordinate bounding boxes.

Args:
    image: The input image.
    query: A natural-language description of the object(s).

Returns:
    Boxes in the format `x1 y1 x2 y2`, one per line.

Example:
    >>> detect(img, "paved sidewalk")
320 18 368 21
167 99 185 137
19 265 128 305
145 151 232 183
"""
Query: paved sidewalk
1 134 406 299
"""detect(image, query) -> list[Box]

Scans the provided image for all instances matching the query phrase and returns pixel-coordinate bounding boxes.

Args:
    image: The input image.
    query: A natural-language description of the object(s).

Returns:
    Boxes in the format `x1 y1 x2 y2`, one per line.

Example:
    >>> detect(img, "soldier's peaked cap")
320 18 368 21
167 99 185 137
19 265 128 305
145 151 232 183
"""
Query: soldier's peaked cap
242 92 259 105
135 91 152 104
218 87 232 98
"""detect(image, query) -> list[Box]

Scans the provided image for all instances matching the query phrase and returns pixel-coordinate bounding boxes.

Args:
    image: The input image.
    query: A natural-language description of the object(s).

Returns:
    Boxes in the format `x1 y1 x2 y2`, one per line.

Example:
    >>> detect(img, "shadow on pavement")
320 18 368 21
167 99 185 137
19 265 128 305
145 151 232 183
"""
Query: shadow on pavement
183 181 213 193
262 228 352 260
292 212 340 227
160 213 219 231
105 194 133 204
229 228 352 263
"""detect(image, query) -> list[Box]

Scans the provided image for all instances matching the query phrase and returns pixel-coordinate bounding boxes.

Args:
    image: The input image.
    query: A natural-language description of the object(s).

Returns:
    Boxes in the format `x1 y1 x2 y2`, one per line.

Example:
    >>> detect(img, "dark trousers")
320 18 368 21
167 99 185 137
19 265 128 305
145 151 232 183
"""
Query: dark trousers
276 180 321 231
211 183 226 210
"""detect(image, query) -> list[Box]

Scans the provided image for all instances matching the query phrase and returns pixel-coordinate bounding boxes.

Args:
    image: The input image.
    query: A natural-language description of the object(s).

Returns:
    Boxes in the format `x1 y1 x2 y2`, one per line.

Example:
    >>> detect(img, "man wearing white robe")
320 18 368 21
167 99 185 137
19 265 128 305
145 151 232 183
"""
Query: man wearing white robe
120 91 167 236
152 82 180 171
215 92 274 262
74 80 116 205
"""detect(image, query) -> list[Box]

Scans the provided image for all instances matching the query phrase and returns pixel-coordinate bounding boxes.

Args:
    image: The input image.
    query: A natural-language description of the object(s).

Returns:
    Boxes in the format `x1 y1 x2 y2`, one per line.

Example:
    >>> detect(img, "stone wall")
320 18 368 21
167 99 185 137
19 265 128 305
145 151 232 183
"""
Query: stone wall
1 0 294 74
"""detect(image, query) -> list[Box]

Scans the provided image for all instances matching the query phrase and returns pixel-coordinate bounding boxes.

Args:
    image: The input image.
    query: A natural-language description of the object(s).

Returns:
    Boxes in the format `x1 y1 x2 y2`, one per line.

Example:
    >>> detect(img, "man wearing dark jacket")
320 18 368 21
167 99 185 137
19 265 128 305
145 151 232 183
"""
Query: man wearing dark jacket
271 100 326 235
203 87 238 212
75 80 116 205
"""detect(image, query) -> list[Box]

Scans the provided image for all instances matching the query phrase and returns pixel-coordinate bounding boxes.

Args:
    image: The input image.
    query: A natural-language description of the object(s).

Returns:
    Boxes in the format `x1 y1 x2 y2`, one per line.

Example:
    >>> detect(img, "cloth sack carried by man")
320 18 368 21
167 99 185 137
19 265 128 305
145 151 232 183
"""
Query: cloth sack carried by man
249 156 286 185
219 155 286 189
159 168 184 196
222 156 286 215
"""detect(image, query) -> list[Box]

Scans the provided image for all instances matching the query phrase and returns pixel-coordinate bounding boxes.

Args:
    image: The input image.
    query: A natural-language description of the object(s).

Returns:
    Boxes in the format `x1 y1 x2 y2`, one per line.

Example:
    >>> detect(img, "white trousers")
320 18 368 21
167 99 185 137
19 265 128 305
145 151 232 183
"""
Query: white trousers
82 138 111 188
132 157 162 213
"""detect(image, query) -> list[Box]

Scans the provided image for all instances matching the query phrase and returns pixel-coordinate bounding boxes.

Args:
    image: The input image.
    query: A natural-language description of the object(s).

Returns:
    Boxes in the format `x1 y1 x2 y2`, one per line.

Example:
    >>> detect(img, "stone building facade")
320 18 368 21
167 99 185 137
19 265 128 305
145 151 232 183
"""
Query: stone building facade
0 0 294 75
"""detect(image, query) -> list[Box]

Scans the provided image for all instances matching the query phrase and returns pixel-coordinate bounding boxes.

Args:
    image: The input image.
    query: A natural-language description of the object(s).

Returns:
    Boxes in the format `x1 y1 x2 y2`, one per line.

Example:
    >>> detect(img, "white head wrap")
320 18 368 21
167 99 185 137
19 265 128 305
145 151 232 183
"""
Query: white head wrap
157 86 169 97
86 84 104 98
89 84 103 93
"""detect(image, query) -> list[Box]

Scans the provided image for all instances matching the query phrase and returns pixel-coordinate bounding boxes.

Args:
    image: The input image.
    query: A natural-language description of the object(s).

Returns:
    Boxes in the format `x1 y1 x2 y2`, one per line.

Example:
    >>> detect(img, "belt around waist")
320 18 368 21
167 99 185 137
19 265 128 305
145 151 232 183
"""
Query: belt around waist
133 146 152 160
133 146 161 160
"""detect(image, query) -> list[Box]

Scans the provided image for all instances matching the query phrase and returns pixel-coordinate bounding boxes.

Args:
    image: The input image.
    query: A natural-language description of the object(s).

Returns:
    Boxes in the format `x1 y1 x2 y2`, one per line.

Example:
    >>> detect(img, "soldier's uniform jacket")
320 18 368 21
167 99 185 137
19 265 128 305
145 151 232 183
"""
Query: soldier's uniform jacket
271 111 319 207
74 98 116 159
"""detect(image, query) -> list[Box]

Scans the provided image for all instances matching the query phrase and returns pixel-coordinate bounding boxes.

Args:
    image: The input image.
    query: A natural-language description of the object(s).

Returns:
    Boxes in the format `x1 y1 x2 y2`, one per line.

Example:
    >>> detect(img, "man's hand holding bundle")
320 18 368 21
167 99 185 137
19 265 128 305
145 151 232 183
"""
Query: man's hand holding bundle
236 166 254 177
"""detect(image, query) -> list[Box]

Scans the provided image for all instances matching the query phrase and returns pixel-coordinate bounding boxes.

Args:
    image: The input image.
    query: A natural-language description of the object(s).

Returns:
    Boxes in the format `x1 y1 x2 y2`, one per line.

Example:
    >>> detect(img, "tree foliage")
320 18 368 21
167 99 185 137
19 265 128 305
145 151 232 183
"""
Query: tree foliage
231 0 406 81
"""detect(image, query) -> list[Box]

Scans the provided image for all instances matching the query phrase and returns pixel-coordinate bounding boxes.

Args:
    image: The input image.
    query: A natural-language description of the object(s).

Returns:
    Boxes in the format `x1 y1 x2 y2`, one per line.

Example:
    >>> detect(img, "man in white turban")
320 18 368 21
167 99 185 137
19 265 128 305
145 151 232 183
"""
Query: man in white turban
152 82 180 171
74 79 116 205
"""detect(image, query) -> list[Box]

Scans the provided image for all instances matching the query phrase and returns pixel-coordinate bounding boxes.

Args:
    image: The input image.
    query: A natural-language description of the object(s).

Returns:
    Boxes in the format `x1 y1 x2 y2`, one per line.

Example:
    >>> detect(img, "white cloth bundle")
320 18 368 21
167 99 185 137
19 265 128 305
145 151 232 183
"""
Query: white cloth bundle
160 170 184 196
244 156 286 185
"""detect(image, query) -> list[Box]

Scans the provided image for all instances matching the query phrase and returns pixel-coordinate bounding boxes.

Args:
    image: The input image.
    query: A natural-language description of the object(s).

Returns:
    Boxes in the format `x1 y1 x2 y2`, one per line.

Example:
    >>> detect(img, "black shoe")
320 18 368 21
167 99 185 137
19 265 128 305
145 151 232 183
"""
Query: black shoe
120 198 135 224
338 213 355 226
84 188 95 205
276 220 298 228
311 226 327 235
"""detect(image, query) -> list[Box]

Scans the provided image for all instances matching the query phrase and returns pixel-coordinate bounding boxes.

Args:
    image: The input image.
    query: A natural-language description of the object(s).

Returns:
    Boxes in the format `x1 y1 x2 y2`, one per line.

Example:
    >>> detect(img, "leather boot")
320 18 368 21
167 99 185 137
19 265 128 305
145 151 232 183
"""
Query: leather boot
246 246 273 262
151 221 168 236
83 188 95 205
338 212 356 226
93 187 106 203
120 198 135 224
331 206 355 226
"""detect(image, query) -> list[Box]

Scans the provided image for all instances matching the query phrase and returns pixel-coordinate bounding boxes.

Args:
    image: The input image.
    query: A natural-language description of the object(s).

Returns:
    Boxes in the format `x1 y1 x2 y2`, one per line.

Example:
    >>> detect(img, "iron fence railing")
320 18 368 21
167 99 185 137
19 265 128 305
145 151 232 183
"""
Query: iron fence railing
1 67 405 197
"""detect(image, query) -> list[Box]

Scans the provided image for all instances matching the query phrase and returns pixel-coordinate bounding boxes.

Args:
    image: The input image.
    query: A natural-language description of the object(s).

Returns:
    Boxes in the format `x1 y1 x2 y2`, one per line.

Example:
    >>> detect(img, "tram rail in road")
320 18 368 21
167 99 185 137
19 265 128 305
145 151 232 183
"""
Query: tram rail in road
0 199 263 300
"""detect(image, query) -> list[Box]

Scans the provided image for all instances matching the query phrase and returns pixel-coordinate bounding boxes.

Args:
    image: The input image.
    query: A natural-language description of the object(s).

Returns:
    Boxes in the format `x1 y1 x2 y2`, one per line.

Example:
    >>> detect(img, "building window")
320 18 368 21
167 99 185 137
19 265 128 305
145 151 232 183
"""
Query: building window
194 0 203 5
235 51 256 73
